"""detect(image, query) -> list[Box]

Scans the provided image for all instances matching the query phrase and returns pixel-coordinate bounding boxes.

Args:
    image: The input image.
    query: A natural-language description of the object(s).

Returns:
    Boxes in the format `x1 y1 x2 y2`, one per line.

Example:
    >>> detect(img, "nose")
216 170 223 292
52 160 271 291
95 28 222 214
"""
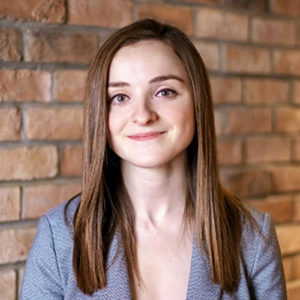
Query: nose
132 99 158 125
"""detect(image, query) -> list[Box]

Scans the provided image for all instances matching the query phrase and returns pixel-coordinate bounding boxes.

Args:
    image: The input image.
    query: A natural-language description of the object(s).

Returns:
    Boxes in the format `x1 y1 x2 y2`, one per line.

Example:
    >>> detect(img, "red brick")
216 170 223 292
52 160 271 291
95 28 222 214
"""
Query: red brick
195 8 248 41
31 0 66 23
271 0 300 16
224 0 267 12
68 0 133 28
0 28 21 61
293 139 300 162
193 41 219 71
293 195 300 221
298 24 300 47
282 256 293 281
0 0 66 23
0 0 37 19
61 145 83 176
220 168 273 198
294 254 300 279
272 166 300 193
225 108 272 134
27 107 83 140
0 228 36 264
214 109 223 137
287 280 300 300
276 224 300 255
252 18 296 46
24 31 97 64
274 50 300 76
0 108 21 141
248 195 293 224
137 3 193 35
0 187 20 222
181 0 221 4
245 79 289 105
293 81 300 104
0 270 15 300
18 268 24 295
276 108 300 133
22 182 81 219
210 76 242 104
225 45 271 74
246 137 291 163
0 146 58 181
0 69 51 102
55 70 87 102
217 140 242 166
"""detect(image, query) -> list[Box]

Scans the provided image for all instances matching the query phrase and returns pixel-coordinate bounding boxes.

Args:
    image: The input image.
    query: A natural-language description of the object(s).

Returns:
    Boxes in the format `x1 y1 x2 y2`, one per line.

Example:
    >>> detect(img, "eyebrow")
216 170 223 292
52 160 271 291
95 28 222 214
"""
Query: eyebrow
108 74 184 88
149 75 184 84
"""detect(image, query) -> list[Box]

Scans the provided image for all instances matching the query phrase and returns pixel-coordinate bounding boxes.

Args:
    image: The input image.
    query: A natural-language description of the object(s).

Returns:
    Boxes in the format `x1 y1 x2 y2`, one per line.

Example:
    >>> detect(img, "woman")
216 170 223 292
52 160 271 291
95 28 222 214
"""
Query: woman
21 19 287 299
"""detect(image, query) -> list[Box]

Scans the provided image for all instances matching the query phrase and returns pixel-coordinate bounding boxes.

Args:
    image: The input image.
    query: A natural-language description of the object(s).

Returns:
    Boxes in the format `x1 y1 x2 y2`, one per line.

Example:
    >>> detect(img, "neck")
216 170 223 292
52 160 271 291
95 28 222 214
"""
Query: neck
121 157 189 228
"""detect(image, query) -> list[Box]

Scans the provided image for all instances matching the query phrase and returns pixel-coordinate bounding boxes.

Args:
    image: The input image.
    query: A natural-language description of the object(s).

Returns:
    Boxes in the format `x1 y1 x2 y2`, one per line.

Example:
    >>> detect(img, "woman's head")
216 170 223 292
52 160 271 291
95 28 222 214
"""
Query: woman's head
83 18 216 180
107 39 195 169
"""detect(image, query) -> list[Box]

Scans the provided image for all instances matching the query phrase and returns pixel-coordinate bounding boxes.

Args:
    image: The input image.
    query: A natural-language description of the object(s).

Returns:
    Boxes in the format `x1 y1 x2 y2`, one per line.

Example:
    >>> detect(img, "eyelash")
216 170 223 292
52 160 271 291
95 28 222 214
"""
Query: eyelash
109 88 177 104
109 94 129 104
156 88 177 98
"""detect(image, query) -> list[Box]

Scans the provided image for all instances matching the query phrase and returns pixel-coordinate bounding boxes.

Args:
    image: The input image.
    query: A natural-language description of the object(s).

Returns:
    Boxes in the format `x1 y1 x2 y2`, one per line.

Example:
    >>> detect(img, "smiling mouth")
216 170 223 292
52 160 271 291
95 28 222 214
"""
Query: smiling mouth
127 131 166 141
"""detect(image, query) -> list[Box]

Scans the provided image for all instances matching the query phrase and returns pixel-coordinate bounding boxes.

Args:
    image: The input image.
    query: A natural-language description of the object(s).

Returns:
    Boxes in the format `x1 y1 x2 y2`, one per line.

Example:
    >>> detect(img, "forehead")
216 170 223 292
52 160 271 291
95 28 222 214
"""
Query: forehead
108 40 189 81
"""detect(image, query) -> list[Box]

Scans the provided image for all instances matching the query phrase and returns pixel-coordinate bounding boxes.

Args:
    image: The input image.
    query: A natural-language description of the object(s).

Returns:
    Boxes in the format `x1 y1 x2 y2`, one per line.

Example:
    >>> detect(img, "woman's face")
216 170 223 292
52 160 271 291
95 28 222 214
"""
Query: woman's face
107 40 195 169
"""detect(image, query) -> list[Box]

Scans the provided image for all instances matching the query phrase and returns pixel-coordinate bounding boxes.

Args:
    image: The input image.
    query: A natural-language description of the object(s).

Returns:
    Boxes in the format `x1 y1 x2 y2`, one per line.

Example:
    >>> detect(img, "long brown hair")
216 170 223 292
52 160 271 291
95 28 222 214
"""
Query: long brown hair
70 18 252 295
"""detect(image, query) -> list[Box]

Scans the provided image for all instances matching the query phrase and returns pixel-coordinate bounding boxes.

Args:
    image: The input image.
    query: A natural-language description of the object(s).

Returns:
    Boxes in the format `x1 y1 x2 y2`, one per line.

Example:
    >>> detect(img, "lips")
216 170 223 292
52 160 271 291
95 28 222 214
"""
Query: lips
127 131 166 141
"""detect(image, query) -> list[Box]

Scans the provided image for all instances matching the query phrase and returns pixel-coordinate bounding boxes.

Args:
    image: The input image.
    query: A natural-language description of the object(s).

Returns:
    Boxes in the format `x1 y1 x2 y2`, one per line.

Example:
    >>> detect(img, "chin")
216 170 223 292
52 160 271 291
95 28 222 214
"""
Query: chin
121 153 187 170
129 160 167 169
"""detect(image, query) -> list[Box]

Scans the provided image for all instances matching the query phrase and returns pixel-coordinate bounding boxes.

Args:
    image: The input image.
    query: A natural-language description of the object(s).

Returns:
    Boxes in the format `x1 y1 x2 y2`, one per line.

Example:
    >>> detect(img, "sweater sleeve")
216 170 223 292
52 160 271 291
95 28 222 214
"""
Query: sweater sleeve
248 213 287 300
20 215 64 300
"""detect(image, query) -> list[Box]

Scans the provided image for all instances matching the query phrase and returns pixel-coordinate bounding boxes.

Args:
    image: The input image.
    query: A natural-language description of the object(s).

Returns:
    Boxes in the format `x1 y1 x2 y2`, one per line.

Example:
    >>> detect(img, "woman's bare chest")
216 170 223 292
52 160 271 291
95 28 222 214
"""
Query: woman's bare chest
134 228 193 300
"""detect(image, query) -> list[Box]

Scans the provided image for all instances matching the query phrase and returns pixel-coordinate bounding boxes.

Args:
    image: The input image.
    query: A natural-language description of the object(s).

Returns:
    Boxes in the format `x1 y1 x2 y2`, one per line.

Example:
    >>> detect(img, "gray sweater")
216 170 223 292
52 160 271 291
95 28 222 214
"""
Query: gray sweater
21 196 287 299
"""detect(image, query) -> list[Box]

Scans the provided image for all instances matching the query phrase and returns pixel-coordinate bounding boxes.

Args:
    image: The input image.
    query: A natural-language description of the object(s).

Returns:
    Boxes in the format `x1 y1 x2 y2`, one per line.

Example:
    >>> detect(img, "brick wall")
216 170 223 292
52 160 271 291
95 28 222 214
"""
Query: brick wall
0 0 299 298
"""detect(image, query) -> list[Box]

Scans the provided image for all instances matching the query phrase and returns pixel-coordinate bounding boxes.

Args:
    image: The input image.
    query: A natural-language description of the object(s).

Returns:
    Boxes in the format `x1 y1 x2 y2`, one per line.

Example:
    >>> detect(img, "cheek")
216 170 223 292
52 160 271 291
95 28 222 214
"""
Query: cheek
180 103 195 130
107 110 119 133
107 113 116 146
107 111 125 144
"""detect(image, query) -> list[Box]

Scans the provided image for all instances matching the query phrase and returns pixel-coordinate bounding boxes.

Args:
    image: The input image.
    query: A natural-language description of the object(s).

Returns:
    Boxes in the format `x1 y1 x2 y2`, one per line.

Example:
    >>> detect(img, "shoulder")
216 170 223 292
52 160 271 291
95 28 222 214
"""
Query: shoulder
34 194 81 248
32 194 81 257
241 202 274 239
42 194 81 231
21 196 80 295
45 193 81 219
244 202 267 222
240 202 274 247
238 203 287 298
240 202 282 272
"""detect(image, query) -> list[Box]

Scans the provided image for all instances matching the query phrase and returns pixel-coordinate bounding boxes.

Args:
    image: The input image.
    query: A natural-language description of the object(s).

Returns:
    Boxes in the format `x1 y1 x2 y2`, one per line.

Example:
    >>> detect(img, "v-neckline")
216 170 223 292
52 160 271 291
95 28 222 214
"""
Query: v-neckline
185 237 222 299
105 232 221 299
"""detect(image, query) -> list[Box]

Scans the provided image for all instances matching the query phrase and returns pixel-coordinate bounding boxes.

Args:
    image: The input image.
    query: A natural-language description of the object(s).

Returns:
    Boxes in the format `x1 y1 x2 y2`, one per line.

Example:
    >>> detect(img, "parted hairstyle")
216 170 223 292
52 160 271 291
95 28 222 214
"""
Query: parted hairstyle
68 18 254 296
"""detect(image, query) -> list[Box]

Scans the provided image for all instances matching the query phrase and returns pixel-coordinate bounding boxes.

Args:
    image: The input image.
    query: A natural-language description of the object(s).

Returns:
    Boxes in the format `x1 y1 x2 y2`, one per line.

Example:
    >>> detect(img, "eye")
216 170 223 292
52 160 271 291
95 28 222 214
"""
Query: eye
110 94 129 104
156 89 177 98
